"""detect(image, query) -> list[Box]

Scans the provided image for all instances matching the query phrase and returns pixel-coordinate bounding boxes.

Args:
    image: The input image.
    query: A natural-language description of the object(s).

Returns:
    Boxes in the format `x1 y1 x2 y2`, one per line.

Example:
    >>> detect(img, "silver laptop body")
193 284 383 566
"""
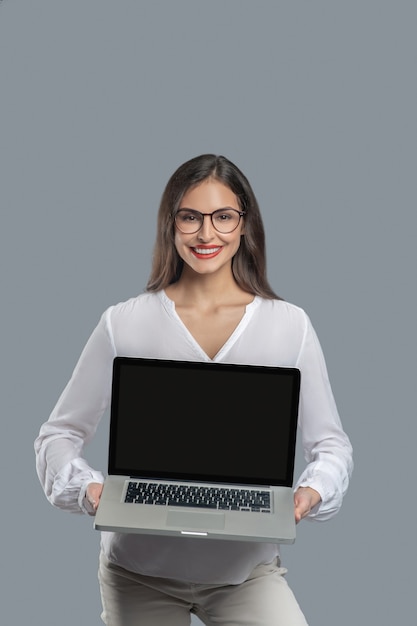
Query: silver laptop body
94 357 300 543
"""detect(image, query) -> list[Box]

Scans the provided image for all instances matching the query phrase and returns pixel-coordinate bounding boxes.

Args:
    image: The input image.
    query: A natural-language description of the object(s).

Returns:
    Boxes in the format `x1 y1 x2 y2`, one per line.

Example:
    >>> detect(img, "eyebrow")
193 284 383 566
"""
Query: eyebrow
178 206 238 212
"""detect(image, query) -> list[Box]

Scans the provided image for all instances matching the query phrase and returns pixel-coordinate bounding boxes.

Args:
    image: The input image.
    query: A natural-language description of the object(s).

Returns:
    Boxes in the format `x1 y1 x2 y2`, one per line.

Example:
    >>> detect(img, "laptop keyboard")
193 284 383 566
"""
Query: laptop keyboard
125 481 271 513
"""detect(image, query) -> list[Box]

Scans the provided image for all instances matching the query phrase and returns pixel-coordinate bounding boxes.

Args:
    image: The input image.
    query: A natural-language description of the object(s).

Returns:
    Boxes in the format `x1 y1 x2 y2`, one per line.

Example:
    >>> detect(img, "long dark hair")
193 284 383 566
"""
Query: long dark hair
146 154 281 299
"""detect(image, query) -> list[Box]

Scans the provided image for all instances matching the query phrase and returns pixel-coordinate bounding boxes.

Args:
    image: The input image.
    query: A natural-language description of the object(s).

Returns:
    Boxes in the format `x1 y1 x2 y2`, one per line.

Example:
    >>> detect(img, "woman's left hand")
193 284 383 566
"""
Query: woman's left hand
294 486 321 523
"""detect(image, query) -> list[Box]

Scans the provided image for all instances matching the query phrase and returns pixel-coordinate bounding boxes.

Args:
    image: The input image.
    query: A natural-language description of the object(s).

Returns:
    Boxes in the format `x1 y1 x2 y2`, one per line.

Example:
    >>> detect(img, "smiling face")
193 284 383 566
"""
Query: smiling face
174 178 245 278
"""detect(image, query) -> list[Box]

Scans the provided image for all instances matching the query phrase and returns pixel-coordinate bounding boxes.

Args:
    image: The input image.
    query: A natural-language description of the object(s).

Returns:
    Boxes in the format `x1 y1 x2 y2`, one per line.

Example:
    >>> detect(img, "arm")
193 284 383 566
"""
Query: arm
34 308 116 514
293 314 353 521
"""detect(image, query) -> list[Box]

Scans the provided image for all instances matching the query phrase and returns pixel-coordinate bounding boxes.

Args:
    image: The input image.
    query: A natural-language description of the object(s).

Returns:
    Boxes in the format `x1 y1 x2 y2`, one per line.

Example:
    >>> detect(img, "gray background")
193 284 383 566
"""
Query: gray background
1 1 415 624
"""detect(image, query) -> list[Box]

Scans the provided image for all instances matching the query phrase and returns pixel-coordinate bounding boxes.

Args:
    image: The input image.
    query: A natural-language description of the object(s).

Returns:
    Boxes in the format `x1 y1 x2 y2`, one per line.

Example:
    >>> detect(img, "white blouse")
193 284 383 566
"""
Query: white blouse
34 290 353 584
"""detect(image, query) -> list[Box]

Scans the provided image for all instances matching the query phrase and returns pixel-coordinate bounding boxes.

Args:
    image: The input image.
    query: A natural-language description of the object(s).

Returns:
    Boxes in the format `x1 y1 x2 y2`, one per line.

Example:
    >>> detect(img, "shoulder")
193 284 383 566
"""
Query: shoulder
256 297 309 324
102 291 163 321
252 298 314 343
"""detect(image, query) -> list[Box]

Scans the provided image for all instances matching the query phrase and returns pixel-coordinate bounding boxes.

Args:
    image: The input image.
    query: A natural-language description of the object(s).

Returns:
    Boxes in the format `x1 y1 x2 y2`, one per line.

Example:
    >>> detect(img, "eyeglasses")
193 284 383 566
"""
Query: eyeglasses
174 208 246 234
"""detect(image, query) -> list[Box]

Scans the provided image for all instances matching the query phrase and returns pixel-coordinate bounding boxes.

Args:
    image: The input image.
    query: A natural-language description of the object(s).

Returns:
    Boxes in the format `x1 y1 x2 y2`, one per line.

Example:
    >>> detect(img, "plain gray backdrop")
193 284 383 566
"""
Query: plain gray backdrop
1 1 415 624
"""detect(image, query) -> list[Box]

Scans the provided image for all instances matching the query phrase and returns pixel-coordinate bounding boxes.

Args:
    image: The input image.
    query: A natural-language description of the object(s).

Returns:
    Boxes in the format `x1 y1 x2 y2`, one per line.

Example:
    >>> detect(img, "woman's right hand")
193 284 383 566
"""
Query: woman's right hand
85 482 104 515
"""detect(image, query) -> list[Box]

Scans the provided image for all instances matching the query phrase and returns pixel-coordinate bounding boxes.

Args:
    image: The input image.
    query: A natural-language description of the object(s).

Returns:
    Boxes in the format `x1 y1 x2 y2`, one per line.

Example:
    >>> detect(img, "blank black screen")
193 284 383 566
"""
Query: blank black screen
108 358 300 487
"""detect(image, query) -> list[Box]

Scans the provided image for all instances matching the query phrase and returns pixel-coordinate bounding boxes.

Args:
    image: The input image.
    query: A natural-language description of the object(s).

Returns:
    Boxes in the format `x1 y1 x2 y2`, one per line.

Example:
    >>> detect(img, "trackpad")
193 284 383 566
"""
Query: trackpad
167 510 225 530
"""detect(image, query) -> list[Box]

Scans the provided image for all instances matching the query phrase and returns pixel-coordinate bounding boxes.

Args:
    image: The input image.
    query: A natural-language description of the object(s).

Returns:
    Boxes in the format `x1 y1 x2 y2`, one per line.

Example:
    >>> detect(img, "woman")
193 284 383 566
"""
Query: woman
35 154 353 625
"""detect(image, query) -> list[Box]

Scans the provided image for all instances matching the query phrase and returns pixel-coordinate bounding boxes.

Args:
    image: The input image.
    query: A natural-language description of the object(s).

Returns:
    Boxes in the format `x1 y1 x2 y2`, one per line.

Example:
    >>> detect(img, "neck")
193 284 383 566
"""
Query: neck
168 266 248 306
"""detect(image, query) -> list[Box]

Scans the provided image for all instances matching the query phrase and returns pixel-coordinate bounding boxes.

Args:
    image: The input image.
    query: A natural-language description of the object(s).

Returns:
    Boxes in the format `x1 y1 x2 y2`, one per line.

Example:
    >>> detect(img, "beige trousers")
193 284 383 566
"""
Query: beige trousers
98 551 308 626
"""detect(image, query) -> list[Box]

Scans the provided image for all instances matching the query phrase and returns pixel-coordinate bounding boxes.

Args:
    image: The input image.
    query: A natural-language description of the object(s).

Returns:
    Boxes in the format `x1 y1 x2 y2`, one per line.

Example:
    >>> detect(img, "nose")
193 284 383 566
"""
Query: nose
197 214 215 240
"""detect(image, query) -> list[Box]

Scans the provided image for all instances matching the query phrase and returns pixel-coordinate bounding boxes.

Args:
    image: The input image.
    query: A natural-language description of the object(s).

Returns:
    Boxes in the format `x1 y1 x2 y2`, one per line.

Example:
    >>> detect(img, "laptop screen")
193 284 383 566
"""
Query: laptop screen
108 357 300 487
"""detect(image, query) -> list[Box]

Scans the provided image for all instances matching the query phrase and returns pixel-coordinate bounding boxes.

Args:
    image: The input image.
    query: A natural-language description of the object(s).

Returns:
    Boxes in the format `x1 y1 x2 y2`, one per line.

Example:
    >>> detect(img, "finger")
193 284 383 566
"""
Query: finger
294 504 311 523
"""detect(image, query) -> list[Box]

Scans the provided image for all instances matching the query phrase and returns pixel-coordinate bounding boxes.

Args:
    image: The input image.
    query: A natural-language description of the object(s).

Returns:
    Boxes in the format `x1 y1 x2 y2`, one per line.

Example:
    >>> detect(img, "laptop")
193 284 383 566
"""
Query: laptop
94 357 300 543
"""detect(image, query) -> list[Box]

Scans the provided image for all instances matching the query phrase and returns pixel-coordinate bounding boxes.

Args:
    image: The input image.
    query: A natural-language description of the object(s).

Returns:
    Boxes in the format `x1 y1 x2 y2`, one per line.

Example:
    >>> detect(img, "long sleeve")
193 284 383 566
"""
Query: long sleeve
293 315 353 520
34 308 116 513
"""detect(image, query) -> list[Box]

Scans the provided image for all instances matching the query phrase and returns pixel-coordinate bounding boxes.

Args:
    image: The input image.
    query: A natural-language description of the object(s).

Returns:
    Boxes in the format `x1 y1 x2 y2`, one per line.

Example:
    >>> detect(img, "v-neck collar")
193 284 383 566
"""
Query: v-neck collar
158 290 261 361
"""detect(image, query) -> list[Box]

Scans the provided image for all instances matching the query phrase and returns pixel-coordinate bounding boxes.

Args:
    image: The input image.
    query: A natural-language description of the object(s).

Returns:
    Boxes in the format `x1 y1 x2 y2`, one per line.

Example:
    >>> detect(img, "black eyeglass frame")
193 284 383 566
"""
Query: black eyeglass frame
173 208 246 234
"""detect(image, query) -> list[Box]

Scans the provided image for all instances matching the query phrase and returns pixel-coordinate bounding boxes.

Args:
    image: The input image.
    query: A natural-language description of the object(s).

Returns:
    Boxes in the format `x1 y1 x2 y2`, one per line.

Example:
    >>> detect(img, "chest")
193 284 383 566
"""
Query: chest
113 296 301 365
176 306 246 360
